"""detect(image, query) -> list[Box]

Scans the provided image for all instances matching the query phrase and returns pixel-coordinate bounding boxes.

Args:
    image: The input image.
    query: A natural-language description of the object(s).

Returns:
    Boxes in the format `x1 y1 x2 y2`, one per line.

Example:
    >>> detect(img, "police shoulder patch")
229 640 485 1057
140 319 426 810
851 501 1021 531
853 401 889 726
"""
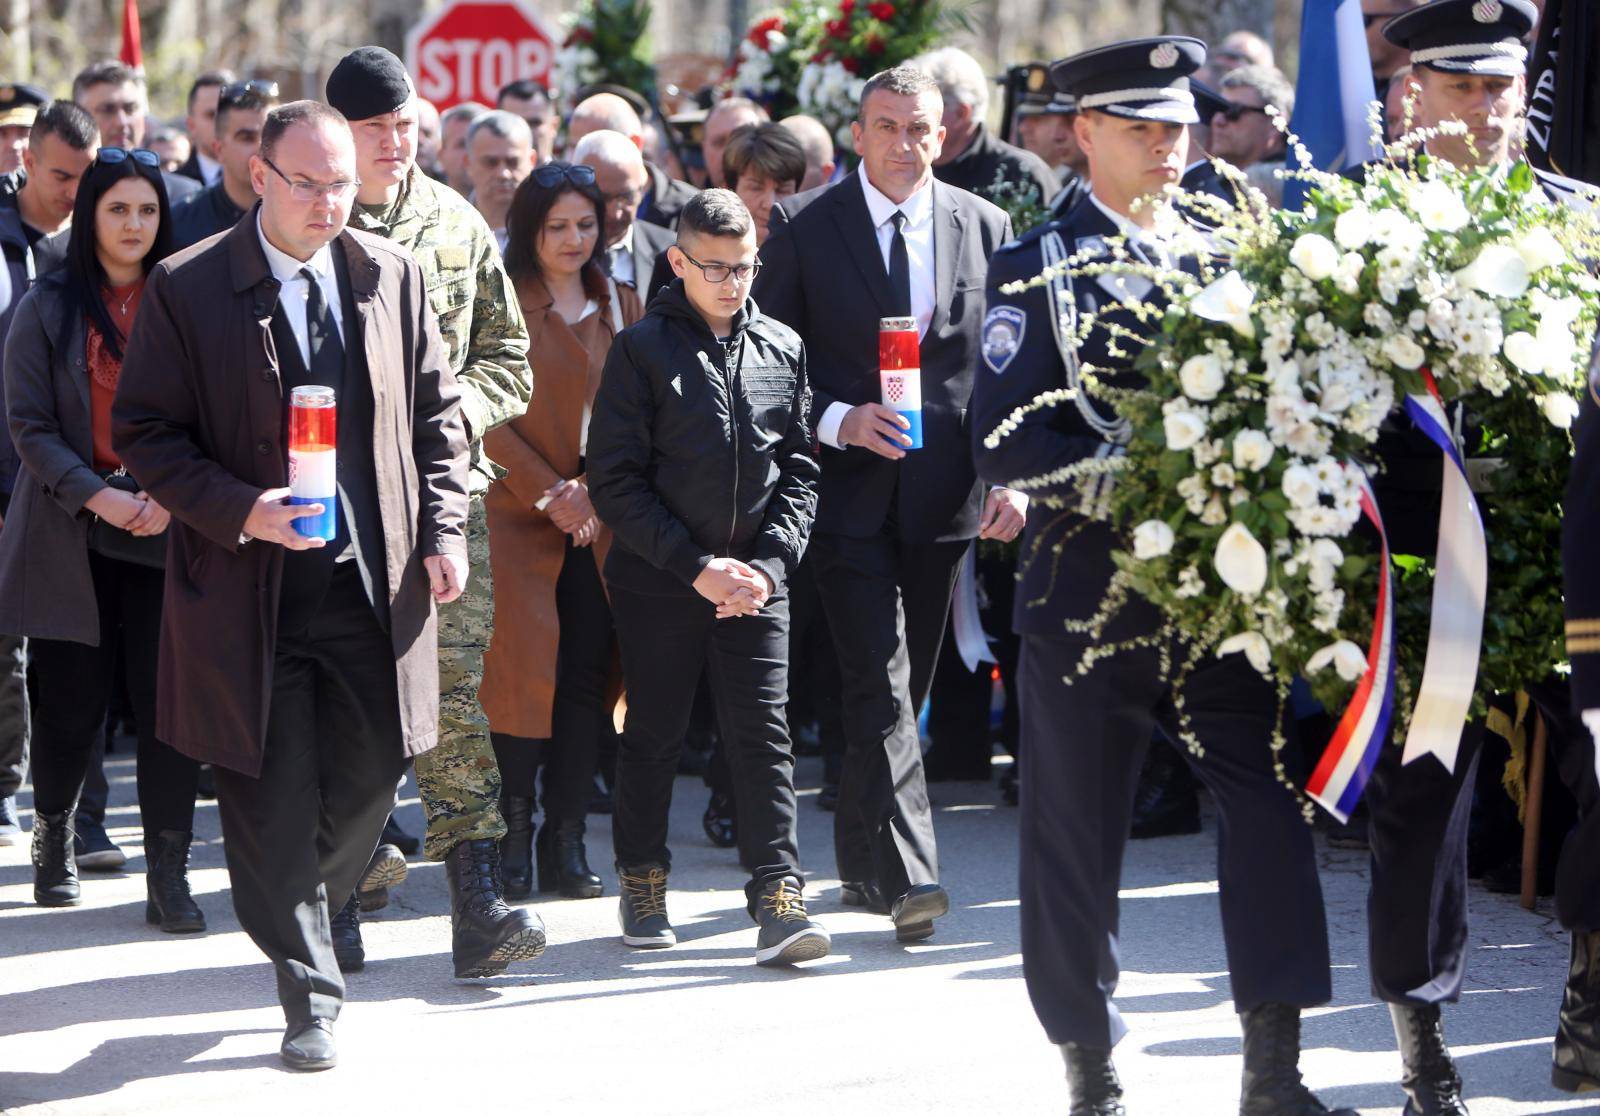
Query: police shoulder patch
983 306 1026 375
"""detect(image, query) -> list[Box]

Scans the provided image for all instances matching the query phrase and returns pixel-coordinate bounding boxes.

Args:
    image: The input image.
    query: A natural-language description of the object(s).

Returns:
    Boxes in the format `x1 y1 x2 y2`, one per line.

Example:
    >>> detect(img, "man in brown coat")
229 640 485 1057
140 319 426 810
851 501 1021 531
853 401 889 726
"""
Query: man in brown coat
112 100 482 1072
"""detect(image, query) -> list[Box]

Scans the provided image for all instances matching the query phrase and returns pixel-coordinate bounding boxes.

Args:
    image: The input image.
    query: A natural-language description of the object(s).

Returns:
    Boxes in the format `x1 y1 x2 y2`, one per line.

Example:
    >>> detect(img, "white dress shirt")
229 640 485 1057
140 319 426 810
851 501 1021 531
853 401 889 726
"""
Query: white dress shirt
607 225 636 286
817 170 937 451
257 212 345 368
197 151 223 187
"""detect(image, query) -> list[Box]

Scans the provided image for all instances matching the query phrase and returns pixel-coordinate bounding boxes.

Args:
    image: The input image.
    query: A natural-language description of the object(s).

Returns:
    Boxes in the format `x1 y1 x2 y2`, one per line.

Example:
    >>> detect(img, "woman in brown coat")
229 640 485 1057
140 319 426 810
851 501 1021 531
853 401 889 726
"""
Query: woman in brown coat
480 162 641 899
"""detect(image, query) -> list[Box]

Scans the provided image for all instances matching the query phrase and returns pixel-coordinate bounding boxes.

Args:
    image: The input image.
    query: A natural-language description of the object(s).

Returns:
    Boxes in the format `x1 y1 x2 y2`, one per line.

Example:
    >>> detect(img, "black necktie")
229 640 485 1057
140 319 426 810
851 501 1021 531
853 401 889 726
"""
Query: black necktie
888 210 911 318
301 265 344 382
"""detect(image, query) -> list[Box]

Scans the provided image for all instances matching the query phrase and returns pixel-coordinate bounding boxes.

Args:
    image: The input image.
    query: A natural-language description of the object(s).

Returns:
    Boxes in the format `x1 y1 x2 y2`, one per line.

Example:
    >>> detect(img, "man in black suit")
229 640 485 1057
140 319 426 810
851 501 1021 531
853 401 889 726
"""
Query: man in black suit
574 128 674 300
70 62 200 206
755 63 1021 943
175 70 236 186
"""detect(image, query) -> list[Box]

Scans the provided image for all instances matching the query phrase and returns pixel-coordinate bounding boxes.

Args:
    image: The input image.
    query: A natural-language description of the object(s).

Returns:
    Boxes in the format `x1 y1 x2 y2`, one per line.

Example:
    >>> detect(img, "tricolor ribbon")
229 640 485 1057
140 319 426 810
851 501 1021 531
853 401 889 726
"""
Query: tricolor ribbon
1307 465 1395 823
1398 371 1487 773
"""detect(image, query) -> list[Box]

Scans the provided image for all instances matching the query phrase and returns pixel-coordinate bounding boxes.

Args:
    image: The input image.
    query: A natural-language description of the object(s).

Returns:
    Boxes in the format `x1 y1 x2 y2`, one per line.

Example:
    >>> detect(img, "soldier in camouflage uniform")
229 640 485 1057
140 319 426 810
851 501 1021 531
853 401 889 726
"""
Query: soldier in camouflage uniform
326 47 543 979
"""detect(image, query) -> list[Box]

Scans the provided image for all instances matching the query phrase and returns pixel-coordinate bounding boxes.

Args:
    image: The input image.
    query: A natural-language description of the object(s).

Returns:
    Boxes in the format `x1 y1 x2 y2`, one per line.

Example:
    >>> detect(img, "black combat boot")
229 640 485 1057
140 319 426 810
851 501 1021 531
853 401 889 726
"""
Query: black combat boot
1390 1004 1468 1113
144 830 205 933
1554 929 1600 1093
1239 1003 1359 1115
331 894 364 972
32 810 80 907
499 792 535 900
1060 1044 1125 1115
445 838 547 978
536 817 603 898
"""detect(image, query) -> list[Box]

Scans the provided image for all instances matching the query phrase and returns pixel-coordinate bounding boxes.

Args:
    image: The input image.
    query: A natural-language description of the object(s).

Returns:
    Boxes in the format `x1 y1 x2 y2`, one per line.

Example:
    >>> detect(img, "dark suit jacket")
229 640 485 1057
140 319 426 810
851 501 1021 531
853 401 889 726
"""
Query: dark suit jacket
161 169 201 206
111 208 469 776
175 148 207 184
626 217 675 303
755 171 1011 543
638 162 698 229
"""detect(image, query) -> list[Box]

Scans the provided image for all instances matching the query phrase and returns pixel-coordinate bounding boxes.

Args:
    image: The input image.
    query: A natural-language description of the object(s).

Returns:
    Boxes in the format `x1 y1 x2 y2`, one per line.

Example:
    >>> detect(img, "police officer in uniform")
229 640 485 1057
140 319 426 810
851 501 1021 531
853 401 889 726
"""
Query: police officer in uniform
972 38 1346 1116
0 84 46 176
1351 3 1593 1111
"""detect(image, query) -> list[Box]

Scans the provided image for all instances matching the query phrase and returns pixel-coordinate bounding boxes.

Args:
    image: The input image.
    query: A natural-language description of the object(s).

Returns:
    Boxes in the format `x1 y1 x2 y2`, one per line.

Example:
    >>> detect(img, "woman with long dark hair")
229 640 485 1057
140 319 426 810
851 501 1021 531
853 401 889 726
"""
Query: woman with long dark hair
0 148 204 930
479 161 641 898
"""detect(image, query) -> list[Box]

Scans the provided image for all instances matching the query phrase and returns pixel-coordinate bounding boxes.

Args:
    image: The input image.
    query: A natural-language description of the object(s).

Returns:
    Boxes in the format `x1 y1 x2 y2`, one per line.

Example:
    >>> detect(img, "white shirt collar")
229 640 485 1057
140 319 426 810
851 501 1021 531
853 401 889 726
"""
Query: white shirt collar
256 210 336 287
197 151 222 185
860 169 934 231
613 223 636 254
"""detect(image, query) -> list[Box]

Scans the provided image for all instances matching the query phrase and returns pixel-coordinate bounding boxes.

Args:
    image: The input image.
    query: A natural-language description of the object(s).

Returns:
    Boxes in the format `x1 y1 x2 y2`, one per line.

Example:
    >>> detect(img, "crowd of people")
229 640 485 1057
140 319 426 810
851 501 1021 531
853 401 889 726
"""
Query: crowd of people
0 0 1596 1109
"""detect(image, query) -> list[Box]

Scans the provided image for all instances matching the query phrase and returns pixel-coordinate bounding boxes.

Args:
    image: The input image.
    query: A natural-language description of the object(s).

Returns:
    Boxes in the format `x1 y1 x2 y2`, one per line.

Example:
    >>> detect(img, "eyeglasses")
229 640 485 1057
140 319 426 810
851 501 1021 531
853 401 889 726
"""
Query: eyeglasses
532 162 597 189
675 247 761 284
1215 104 1270 123
97 147 160 168
218 79 280 110
262 155 361 203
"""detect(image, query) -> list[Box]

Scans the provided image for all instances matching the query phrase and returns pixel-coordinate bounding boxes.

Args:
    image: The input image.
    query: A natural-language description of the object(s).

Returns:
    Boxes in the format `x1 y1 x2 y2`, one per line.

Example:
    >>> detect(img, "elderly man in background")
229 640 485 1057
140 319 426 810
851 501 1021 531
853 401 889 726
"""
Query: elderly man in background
573 128 672 294
916 47 1057 204
1206 30 1275 79
464 110 535 252
778 114 836 192
701 97 768 189
567 91 644 151
1211 65 1294 206
439 102 489 196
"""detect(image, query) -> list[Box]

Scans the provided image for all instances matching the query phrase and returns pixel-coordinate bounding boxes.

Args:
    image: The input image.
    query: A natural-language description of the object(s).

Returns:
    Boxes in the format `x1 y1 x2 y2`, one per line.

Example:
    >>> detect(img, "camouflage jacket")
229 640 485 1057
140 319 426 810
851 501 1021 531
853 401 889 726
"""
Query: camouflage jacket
350 166 532 490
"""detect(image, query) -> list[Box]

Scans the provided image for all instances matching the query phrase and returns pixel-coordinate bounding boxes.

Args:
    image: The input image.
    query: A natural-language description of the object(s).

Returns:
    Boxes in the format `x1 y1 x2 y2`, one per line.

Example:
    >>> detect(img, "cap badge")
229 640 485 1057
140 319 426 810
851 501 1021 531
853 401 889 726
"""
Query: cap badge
1150 42 1180 68
1472 0 1503 22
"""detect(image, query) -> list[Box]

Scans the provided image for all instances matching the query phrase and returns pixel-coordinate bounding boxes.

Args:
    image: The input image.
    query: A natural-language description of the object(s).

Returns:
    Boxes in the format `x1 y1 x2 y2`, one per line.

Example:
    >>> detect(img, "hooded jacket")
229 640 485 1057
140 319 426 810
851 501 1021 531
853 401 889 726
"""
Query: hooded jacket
587 279 818 597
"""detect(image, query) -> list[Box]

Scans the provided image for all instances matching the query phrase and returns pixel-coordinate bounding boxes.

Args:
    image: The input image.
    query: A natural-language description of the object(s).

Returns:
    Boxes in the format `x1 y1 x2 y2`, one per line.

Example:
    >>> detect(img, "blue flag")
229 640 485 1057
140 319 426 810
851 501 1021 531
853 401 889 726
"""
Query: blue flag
1284 0 1381 209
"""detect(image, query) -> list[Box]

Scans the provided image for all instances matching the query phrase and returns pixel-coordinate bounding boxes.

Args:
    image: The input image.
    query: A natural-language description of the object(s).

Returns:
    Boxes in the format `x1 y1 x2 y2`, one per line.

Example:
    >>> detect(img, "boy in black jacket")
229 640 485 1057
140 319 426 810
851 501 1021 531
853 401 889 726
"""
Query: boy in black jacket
587 189 828 966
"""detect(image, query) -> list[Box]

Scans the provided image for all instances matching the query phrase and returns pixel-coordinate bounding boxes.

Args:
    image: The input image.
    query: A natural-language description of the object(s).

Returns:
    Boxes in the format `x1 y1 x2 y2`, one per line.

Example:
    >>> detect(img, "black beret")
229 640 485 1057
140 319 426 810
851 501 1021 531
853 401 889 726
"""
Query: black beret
326 46 414 122
1383 0 1537 77
1051 36 1208 125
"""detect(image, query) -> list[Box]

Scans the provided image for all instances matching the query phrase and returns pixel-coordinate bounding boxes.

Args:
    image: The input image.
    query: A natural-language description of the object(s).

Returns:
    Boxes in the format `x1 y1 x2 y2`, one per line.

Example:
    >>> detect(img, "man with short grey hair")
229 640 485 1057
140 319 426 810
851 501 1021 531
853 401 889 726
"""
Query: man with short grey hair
440 101 490 196
573 128 671 292
1211 64 1293 182
915 47 1056 206
465 109 535 252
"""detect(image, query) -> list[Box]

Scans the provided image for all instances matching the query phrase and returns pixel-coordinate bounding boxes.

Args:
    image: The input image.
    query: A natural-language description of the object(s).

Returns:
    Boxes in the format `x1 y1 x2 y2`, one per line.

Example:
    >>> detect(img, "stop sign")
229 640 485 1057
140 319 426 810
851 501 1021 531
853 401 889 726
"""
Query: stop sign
405 0 558 111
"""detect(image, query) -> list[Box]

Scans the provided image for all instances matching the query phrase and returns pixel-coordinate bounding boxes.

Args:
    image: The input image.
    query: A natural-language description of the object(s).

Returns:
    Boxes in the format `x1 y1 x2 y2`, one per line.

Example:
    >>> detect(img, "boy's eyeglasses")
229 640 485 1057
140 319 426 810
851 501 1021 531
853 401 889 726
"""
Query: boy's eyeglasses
675 248 761 284
97 147 160 168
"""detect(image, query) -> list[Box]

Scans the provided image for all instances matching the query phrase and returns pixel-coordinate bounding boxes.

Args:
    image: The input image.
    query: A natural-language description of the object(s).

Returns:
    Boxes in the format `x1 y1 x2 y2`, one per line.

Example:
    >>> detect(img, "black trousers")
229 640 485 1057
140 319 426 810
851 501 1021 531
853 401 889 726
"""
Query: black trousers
1019 635 1331 1048
1554 715 1600 933
28 551 198 835
213 567 409 1025
807 529 966 899
1363 723 1483 1004
492 543 612 823
0 633 26 799
610 582 799 910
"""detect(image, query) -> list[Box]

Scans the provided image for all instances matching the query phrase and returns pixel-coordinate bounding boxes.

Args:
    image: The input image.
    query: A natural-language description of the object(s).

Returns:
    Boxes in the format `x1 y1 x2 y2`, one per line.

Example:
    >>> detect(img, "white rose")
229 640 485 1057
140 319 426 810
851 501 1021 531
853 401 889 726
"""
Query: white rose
1179 353 1226 401
1211 463 1237 488
1542 392 1580 430
1233 429 1275 472
1456 243 1530 300
1382 333 1426 370
1217 631 1272 674
1132 519 1176 559
1514 226 1567 273
1306 639 1368 682
1282 464 1320 509
1413 180 1470 232
1334 207 1373 250
1164 409 1207 451
1503 331 1546 374
1213 522 1268 596
1289 233 1339 281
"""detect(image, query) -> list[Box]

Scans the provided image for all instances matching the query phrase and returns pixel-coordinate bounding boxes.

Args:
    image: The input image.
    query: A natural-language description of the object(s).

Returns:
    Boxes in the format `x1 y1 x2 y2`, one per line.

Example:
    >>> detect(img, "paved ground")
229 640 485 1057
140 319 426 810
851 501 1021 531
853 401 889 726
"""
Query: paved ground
0 751 1595 1115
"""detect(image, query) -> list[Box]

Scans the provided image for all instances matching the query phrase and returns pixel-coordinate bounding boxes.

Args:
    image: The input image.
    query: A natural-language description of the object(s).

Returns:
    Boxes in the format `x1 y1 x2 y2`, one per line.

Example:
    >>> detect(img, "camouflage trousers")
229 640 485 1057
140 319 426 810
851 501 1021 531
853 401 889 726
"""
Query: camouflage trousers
415 495 506 860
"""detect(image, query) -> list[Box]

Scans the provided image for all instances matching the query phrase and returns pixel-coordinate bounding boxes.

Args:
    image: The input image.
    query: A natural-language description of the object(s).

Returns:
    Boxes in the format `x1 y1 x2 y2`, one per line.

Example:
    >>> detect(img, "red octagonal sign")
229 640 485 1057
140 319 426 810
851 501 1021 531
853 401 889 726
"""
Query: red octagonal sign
405 0 558 112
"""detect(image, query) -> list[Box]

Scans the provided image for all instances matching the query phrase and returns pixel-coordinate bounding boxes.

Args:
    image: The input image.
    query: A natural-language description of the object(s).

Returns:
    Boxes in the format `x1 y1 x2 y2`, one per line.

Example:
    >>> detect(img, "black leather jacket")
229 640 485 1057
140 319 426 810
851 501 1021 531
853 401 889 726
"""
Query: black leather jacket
588 280 818 596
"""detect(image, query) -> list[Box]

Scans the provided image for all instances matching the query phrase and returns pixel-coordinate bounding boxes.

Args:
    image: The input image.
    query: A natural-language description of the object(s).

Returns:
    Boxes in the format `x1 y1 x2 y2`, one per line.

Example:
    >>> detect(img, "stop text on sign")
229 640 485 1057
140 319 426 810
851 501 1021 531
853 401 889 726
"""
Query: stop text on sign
414 39 551 104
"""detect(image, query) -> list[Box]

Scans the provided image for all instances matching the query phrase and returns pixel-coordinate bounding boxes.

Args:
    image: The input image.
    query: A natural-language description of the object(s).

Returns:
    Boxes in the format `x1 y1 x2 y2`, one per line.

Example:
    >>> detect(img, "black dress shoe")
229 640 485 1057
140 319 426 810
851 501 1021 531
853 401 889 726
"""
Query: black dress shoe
498 792 535 900
280 1020 337 1071
1240 1003 1358 1115
1060 1043 1125 1115
145 830 205 933
920 743 993 783
381 814 420 857
32 810 80 907
890 883 949 942
357 843 408 913
331 894 364 972
1389 1003 1467 1114
73 813 126 871
1554 929 1600 1093
445 838 546 978
702 790 738 848
840 880 889 915
536 818 603 898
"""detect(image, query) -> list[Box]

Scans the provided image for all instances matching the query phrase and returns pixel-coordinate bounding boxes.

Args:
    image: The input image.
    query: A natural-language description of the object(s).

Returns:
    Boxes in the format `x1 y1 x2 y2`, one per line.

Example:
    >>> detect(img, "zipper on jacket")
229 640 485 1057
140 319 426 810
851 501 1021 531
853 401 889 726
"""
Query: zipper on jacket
717 335 747 557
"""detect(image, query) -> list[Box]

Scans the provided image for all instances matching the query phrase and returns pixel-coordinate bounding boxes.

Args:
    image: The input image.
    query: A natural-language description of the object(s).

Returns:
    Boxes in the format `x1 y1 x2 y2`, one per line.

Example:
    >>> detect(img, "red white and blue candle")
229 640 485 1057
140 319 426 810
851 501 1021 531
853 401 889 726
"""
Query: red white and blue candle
879 316 923 450
288 385 337 541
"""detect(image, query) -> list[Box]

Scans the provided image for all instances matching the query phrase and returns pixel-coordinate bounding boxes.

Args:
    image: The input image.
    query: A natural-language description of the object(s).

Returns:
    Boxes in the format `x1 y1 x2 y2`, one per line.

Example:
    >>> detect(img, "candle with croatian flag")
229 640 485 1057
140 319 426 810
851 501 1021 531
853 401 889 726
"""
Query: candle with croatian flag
288 385 338 541
879 315 922 450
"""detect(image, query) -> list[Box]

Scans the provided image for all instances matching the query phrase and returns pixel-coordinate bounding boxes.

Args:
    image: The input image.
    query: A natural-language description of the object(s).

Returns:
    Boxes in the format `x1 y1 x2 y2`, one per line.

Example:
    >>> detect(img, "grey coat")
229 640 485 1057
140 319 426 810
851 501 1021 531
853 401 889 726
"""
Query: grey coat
0 277 115 645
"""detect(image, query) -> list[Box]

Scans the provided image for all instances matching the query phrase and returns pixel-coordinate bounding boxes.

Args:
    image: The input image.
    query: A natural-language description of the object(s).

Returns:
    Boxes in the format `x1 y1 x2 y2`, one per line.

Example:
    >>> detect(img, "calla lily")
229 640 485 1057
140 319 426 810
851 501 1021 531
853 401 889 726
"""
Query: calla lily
1213 522 1268 596
1217 631 1272 674
1191 270 1256 336
1306 640 1368 682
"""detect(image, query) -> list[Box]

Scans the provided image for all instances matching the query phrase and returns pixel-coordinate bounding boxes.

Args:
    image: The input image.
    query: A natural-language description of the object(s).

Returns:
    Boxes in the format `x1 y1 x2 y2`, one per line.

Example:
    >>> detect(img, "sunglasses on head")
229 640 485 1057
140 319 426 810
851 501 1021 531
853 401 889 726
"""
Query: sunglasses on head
97 147 160 168
532 162 597 189
218 79 280 109
1215 103 1270 123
